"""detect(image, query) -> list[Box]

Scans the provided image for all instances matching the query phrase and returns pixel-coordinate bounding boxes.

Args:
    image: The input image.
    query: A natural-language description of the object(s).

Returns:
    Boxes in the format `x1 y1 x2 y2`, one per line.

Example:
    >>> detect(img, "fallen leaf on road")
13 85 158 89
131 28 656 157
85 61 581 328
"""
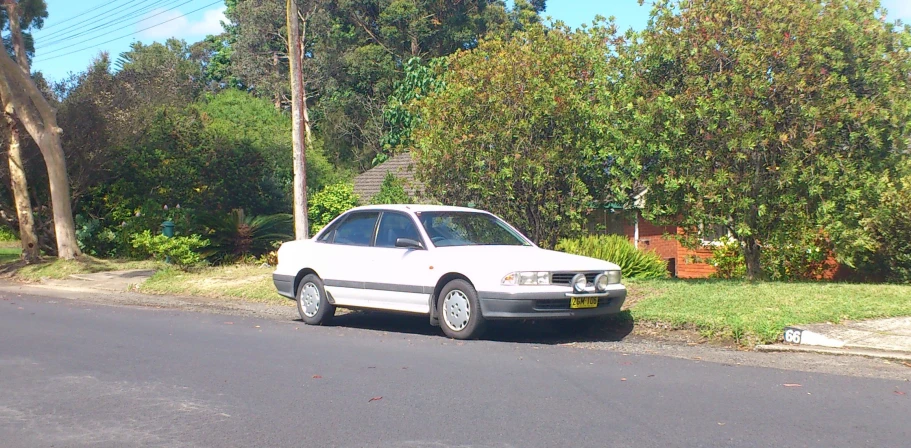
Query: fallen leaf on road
783 384 802 387
224 322 233 325
648 375 655 378
402 367 408 370
368 396 383 402
692 357 702 360
718 422 725 426
895 390 906 396
367 366 376 369
255 325 260 328
621 378 627 381
902 362 911 368
312 375 322 379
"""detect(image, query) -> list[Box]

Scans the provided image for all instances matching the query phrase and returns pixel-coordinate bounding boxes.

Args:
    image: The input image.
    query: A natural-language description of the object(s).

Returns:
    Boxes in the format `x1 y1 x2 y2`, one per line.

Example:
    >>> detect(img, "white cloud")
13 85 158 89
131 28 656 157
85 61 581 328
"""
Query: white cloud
137 7 227 40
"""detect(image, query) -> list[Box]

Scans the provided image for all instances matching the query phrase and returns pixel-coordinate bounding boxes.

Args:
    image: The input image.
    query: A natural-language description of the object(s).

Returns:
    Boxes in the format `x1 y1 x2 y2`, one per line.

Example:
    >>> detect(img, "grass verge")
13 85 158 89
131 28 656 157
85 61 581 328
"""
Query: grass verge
0 246 21 264
140 264 287 305
11 256 163 281
627 279 911 345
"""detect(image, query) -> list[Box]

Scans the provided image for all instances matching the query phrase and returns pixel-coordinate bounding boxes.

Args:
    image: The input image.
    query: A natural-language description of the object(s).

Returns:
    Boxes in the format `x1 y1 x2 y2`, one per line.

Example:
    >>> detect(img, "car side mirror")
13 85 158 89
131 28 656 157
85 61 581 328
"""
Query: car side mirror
395 238 424 249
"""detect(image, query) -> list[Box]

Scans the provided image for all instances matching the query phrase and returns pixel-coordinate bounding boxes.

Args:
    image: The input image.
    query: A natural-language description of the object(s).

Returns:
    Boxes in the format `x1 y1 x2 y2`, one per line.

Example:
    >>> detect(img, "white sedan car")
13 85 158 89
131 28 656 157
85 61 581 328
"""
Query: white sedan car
273 205 626 339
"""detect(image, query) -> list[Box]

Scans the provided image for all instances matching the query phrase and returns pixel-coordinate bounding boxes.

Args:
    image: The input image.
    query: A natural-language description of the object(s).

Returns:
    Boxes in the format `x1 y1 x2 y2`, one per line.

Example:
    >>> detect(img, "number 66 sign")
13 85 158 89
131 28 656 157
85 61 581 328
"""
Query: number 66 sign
783 327 803 344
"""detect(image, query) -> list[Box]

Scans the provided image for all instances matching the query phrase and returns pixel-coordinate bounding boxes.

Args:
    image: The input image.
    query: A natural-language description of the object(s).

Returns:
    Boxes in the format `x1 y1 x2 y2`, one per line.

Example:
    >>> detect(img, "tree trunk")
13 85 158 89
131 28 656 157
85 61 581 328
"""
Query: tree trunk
5 114 39 262
743 236 763 281
287 0 309 239
0 0 81 259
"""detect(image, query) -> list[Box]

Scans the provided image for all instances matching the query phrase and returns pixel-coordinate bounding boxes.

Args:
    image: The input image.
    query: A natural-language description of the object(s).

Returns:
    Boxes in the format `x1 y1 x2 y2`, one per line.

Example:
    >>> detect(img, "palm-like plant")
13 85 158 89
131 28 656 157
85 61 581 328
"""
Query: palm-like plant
199 209 293 263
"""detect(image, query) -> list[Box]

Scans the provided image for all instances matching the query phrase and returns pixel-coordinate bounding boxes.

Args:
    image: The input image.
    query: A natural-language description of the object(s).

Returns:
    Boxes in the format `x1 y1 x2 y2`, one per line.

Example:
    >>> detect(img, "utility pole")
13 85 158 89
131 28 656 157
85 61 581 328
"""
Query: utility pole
287 0 308 239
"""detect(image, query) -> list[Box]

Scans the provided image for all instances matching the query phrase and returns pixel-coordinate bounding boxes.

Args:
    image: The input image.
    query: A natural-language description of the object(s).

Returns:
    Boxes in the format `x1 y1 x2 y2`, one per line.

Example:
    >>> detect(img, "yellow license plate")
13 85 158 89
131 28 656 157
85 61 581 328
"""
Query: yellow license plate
570 297 598 309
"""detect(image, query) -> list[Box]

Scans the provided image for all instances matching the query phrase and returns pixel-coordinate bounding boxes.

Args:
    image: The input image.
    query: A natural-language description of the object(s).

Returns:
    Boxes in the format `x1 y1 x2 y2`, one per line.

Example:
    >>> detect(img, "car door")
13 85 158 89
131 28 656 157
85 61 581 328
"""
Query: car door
361 211 434 314
317 211 379 306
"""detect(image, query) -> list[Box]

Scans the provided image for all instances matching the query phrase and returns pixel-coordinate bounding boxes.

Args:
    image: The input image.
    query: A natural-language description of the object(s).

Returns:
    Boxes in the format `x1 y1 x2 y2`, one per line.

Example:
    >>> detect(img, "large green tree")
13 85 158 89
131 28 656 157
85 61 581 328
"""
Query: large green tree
411 22 618 247
610 0 911 279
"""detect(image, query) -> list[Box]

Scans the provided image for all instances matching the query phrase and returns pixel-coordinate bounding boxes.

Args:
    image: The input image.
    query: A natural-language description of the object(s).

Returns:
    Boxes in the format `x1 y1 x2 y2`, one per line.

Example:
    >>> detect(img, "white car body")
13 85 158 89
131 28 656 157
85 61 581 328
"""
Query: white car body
273 205 626 330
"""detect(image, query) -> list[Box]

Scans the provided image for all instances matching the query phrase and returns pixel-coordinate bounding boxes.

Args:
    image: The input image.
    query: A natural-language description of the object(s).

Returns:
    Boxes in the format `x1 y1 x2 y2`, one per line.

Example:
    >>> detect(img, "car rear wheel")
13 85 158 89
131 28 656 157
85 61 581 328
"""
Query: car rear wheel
297 274 335 325
438 279 486 340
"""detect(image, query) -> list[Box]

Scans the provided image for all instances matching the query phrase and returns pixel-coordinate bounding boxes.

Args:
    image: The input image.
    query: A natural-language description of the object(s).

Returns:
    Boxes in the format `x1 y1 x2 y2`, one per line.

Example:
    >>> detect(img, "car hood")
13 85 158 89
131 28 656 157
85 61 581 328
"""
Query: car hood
432 245 620 273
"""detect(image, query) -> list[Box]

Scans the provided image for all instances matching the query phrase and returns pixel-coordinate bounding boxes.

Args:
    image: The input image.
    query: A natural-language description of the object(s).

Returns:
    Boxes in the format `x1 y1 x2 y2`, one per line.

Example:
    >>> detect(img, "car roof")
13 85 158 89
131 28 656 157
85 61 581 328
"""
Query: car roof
347 204 489 214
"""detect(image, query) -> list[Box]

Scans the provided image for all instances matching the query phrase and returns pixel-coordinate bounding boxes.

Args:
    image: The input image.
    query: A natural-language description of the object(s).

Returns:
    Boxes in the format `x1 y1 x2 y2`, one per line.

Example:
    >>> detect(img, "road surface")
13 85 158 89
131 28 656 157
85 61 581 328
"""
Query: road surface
1 292 908 447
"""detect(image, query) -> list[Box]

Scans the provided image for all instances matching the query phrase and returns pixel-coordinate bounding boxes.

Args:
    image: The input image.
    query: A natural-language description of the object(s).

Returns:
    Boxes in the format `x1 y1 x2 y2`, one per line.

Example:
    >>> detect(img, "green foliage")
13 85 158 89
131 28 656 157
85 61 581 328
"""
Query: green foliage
412 23 618 248
371 172 412 204
709 236 746 280
130 230 208 268
378 57 447 164
0 225 18 242
762 231 836 282
609 0 911 278
555 235 669 280
308 183 360 235
863 167 911 282
198 209 292 264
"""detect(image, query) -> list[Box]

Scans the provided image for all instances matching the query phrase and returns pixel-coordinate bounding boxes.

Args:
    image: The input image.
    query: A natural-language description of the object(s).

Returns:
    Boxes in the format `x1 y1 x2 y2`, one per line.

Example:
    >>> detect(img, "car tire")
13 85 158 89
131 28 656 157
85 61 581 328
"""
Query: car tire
438 279 486 340
297 274 335 326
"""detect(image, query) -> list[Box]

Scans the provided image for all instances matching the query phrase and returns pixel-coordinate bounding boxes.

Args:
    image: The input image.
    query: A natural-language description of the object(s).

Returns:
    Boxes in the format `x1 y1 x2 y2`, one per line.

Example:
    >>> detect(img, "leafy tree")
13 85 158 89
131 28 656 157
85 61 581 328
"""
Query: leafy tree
609 0 911 279
308 183 358 234
377 56 446 165
371 172 411 204
411 23 618 248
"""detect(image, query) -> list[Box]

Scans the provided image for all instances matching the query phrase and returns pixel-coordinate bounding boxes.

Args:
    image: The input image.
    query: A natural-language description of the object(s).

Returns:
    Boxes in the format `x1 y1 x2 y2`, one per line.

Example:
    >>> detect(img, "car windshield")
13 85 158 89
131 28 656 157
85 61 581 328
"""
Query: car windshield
416 211 531 247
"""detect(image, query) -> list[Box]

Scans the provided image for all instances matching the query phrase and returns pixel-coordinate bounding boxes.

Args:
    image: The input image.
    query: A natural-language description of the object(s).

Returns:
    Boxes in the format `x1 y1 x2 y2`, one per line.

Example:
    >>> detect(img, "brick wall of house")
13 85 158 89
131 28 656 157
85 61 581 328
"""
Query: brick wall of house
676 246 717 278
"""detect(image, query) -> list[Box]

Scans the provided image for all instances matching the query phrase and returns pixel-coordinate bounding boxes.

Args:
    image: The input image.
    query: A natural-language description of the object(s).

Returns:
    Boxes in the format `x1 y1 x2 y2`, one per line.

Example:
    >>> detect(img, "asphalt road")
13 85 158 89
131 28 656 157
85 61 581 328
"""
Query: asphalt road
1 293 909 448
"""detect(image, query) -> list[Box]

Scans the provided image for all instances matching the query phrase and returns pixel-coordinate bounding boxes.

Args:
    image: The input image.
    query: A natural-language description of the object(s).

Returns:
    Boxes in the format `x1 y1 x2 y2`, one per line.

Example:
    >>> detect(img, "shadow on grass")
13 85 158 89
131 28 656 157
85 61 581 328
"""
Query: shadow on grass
323 309 635 345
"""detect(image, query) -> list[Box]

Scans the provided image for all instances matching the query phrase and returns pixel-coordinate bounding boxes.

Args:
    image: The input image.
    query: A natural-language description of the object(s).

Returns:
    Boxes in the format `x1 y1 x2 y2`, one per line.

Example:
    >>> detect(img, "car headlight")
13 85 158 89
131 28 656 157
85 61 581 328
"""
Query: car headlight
607 270 622 284
501 271 551 286
594 273 609 292
571 273 587 293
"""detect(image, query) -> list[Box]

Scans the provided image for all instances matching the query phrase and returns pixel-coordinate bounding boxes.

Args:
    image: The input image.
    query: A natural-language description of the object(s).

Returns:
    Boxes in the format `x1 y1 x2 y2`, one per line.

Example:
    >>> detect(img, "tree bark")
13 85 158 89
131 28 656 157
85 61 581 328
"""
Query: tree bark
287 0 309 239
742 236 763 281
4 113 39 262
1 0 81 259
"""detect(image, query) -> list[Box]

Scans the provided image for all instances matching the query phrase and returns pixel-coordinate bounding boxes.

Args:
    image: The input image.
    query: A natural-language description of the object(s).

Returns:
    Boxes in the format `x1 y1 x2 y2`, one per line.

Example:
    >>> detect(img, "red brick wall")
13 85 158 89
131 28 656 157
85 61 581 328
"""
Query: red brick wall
676 246 716 278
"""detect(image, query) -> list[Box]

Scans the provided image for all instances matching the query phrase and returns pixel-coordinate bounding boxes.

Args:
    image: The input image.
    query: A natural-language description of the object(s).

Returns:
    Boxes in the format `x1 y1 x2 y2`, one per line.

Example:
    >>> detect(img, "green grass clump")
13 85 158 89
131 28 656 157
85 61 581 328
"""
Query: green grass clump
556 234 669 279
628 279 911 345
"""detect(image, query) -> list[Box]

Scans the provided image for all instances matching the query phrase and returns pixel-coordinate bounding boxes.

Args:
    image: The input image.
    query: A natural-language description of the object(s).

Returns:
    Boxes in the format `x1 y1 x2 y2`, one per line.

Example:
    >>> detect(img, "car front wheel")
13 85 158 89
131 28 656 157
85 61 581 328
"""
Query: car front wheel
438 279 486 340
297 274 335 325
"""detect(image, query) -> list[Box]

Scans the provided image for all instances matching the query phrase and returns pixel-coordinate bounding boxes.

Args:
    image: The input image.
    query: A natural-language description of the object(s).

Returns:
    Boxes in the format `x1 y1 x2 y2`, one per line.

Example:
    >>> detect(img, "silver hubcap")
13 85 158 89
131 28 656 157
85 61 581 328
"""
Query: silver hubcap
300 282 320 318
442 290 471 331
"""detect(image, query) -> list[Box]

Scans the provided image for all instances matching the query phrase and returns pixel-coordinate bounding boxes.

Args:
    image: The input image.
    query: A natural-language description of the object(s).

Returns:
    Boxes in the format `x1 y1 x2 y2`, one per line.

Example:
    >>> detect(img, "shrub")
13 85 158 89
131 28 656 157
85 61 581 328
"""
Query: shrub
864 170 911 282
198 209 292 264
555 234 669 280
0 225 18 242
762 231 836 281
130 230 209 268
308 183 359 234
709 236 746 279
371 172 411 204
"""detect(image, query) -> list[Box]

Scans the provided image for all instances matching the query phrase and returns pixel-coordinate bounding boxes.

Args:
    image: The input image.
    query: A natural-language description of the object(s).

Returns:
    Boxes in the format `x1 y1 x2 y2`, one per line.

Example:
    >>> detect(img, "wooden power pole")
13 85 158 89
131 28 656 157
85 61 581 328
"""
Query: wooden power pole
287 0 309 239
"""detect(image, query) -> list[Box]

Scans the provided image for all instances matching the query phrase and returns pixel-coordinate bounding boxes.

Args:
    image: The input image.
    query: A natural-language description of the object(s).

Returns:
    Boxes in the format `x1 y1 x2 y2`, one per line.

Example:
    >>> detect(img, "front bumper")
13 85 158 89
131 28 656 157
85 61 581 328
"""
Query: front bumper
273 273 296 299
477 287 626 319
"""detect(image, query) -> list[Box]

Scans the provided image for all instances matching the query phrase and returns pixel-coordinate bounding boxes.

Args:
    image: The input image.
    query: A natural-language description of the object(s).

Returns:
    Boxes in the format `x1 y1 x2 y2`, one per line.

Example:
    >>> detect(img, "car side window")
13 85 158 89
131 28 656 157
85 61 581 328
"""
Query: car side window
375 212 422 248
332 212 379 246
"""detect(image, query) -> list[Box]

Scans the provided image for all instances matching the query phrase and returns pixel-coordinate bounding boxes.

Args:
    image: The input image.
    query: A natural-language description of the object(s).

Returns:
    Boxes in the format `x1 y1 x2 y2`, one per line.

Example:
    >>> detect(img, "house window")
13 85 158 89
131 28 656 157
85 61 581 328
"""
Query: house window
699 221 729 244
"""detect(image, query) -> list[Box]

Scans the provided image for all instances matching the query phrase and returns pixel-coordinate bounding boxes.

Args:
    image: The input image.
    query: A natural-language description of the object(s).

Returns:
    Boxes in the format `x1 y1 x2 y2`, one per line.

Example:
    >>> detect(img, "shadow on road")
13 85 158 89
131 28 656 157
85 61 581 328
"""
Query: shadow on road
323 310 635 345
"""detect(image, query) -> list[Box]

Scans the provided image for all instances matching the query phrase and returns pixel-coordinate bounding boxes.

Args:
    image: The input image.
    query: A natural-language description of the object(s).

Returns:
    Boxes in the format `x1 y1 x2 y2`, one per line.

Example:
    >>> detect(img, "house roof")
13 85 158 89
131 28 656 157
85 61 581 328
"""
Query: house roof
353 152 425 202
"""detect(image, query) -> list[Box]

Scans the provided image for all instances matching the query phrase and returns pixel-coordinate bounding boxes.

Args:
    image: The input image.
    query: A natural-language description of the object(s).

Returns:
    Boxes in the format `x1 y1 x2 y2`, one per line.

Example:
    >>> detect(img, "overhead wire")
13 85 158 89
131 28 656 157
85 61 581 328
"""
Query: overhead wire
36 0 136 32
38 0 225 62
36 0 165 42
37 0 187 50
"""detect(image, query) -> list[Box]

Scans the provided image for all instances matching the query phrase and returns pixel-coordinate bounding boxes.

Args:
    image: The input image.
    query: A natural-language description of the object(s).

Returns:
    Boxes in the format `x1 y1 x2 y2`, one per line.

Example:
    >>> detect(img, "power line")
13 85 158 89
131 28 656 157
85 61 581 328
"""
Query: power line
38 0 225 62
37 0 135 32
37 0 189 50
37 0 175 47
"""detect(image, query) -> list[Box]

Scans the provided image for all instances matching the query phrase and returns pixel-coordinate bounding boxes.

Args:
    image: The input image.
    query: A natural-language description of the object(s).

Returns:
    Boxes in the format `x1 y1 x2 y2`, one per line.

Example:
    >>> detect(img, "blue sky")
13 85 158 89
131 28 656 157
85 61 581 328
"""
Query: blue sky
29 0 911 83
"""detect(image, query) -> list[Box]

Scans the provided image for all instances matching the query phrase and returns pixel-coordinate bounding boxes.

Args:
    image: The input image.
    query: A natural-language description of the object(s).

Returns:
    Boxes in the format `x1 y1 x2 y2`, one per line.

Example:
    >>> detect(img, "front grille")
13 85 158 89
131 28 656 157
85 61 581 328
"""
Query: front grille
551 272 600 286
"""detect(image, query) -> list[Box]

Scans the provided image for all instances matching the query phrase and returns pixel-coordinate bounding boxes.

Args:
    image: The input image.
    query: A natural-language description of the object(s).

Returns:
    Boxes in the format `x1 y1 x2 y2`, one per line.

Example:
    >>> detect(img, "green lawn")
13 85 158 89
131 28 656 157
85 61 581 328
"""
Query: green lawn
0 245 20 263
627 279 911 345
140 264 287 305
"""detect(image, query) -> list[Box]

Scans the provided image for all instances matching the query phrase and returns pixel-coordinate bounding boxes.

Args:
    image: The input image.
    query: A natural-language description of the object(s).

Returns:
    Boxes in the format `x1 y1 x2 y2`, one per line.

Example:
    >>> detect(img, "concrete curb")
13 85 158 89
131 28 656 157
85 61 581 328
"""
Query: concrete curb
755 344 911 362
